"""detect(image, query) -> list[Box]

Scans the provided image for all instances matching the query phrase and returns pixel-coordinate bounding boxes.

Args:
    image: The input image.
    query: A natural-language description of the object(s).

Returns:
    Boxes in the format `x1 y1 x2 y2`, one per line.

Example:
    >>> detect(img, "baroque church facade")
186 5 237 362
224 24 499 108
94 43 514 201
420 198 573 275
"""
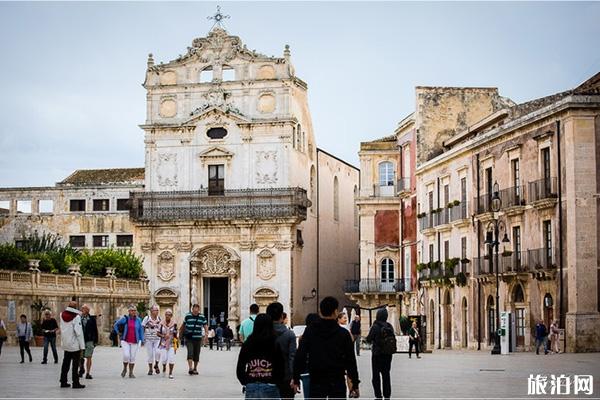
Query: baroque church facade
0 27 359 327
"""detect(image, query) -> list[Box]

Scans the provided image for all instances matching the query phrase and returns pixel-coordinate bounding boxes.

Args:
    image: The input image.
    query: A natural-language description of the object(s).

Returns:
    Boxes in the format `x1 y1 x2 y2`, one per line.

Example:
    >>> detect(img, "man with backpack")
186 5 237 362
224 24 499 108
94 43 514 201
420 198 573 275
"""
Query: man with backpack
365 308 396 400
267 302 297 399
239 303 259 343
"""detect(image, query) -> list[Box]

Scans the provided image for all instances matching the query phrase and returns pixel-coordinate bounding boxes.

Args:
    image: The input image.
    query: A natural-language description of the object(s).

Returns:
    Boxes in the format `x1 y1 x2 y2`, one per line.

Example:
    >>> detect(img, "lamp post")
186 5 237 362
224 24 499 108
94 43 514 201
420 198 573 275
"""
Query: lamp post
486 181 510 355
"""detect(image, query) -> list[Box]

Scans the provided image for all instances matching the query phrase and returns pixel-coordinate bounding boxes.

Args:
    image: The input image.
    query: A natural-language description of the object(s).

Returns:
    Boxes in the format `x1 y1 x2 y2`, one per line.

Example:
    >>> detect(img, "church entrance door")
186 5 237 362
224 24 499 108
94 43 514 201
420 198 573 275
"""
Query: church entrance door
203 277 229 327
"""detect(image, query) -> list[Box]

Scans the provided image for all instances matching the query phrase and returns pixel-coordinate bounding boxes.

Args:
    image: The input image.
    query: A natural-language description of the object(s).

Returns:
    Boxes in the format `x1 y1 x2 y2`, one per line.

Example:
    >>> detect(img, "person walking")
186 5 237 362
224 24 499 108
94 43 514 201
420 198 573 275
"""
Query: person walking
0 318 7 357
236 313 285 399
298 313 320 400
215 324 224 351
408 321 421 359
207 327 215 350
534 320 548 355
549 320 560 354
114 305 144 378
266 302 297 400
349 315 361 356
157 309 178 379
16 314 33 363
59 301 85 389
79 305 98 379
142 304 162 375
179 304 207 375
365 308 396 400
223 325 234 350
41 310 59 364
293 296 360 399
239 304 259 343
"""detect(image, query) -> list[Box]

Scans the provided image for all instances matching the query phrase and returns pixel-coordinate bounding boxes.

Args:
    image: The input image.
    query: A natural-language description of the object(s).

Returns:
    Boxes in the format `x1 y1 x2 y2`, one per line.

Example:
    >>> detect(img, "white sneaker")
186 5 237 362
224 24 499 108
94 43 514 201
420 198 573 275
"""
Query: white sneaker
169 374 174 379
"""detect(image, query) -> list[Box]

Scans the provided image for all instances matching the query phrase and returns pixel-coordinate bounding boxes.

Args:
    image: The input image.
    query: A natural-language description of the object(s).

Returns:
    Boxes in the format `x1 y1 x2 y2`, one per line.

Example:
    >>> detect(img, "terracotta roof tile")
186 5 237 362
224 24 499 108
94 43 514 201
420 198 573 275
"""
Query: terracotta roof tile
58 168 145 186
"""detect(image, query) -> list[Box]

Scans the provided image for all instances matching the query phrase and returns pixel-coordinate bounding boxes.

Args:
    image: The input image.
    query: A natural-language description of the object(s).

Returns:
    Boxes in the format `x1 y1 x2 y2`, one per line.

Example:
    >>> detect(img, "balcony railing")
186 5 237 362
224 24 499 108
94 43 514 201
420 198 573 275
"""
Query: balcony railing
528 178 558 203
454 260 470 275
499 251 528 273
396 178 411 194
498 185 526 208
474 247 555 276
450 201 469 221
418 214 434 231
344 278 410 293
527 247 556 269
436 209 450 226
129 187 310 222
372 183 397 197
474 193 494 214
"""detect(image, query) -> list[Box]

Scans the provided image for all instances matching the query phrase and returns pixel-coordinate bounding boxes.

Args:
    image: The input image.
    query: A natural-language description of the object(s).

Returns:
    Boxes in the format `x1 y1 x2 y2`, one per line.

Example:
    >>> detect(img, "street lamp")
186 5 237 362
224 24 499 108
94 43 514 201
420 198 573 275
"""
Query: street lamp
486 181 510 355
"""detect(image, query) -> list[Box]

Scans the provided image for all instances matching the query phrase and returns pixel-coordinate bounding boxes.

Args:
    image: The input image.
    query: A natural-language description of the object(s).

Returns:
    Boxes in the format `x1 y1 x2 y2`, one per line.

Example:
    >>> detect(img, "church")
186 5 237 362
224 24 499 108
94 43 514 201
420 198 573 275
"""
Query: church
0 23 359 327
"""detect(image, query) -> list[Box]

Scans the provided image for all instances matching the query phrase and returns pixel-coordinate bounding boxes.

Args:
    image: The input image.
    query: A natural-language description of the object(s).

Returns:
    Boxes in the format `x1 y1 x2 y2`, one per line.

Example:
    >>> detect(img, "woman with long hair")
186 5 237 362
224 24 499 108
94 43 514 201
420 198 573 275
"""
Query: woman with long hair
236 313 284 399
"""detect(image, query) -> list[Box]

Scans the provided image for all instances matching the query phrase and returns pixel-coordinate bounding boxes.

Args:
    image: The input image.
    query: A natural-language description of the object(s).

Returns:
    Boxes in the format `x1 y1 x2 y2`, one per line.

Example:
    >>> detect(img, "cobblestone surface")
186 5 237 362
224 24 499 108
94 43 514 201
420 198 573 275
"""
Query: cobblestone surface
0 344 598 398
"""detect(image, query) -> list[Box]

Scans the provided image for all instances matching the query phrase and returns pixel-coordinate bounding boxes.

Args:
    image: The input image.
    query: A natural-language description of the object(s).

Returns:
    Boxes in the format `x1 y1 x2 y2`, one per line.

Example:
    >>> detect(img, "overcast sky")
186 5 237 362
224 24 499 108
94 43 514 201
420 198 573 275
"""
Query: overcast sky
1 2 599 187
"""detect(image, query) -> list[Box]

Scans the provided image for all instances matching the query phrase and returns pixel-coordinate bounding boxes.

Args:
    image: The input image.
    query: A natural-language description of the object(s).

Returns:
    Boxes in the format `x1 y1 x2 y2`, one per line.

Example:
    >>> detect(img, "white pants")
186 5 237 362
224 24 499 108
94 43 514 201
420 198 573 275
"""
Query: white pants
121 341 139 363
146 339 160 364
160 348 176 365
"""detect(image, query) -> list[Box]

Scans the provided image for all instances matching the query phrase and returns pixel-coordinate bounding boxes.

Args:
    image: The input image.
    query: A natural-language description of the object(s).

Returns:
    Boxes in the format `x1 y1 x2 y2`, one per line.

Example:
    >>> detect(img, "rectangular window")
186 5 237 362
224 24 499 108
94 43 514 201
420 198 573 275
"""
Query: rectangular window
93 199 110 211
208 164 225 196
513 226 521 267
116 199 130 211
543 220 552 265
69 235 86 248
70 199 86 212
444 240 450 261
541 148 552 197
38 199 54 213
461 237 467 259
16 200 32 214
116 234 133 247
512 159 520 198
429 243 434 263
92 235 109 248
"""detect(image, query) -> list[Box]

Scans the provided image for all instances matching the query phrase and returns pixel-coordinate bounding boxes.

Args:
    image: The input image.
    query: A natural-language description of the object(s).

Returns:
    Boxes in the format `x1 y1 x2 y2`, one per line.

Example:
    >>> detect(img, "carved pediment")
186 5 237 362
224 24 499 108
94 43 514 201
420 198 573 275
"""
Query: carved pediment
253 286 279 298
185 104 249 126
198 146 234 163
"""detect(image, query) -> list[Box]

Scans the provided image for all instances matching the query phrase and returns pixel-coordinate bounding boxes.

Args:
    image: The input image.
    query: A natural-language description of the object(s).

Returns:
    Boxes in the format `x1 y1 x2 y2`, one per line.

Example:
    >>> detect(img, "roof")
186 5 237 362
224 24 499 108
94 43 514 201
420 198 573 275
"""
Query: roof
366 134 396 143
58 168 145 186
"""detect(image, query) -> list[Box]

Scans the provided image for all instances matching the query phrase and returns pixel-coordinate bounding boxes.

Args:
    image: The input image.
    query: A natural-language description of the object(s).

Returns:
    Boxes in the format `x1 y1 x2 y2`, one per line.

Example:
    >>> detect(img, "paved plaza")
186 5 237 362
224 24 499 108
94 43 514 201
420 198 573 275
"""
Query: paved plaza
0 344 598 398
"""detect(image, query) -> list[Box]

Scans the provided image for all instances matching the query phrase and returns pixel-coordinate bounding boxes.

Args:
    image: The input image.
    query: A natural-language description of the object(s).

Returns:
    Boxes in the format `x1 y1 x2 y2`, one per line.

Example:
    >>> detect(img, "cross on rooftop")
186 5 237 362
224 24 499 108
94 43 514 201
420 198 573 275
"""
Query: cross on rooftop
208 6 230 30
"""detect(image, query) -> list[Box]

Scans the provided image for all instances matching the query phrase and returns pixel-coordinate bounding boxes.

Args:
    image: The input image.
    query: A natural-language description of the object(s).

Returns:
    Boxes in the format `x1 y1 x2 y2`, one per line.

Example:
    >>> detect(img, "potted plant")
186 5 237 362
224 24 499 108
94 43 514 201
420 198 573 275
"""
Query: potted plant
447 202 454 209
456 272 468 287
30 299 48 347
453 200 461 207
502 250 513 257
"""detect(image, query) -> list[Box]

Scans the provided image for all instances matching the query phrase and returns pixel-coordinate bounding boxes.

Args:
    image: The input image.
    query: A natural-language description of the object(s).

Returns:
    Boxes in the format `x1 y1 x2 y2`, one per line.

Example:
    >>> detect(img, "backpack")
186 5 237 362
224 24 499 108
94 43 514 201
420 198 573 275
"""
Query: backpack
379 323 397 355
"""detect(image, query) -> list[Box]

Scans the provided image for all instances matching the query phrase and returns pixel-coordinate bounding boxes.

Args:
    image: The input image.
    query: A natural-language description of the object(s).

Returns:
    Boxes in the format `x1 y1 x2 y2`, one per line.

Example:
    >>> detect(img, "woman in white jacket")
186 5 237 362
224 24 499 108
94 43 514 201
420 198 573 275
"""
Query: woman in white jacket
59 301 86 389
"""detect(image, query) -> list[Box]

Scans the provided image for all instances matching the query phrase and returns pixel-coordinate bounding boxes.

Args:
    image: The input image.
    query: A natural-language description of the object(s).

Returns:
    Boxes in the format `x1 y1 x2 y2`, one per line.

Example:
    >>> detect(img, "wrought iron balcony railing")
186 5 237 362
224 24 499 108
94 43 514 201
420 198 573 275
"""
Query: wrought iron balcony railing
344 278 410 294
418 214 434 231
498 185 526 208
527 247 556 269
372 183 398 198
396 178 411 194
474 193 494 214
528 178 558 203
450 201 469 221
474 247 555 276
129 187 310 222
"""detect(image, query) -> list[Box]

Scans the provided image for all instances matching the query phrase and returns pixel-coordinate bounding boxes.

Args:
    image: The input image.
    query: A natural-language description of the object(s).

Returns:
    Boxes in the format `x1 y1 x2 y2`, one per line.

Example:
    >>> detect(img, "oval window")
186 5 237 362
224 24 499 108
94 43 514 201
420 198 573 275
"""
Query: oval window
207 127 227 139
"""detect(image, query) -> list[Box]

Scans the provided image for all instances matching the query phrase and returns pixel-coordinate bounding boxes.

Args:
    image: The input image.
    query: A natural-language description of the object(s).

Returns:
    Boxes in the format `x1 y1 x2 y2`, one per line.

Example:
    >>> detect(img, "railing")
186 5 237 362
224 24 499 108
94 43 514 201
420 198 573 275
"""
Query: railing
527 247 556 269
373 183 397 197
498 185 526 208
130 187 310 222
454 260 470 275
396 178 411 193
474 193 494 214
450 201 469 221
474 247 555 276
344 278 410 293
499 251 528 273
418 214 434 230
528 178 558 203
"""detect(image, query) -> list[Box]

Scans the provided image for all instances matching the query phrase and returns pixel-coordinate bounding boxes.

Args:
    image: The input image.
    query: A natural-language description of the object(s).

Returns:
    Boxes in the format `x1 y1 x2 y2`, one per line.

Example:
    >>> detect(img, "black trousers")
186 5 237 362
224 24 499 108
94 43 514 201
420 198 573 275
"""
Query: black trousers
310 378 346 399
60 350 82 385
18 337 32 361
409 339 420 357
0 338 5 356
278 381 296 400
371 354 392 400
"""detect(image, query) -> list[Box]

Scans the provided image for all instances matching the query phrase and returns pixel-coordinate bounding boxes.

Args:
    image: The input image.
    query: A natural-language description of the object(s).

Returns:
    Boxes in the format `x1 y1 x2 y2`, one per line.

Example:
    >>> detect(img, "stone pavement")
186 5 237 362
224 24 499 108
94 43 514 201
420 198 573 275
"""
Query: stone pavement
0 344 598 398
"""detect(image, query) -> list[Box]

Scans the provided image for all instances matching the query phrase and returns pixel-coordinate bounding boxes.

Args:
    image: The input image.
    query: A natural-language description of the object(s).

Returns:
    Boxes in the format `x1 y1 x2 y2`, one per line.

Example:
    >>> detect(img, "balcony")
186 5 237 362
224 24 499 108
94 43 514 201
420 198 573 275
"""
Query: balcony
474 248 556 278
527 247 556 270
528 178 558 209
474 193 494 215
372 183 398 198
396 178 411 195
129 187 310 223
344 278 410 294
497 185 526 210
435 208 451 227
418 213 435 234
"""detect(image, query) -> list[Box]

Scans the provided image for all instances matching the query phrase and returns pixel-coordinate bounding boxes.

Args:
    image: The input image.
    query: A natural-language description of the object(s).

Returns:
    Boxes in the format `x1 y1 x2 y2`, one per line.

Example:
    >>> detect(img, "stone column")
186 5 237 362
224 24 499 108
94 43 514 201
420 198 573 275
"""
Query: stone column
227 265 240 328
564 114 600 352
239 246 254 322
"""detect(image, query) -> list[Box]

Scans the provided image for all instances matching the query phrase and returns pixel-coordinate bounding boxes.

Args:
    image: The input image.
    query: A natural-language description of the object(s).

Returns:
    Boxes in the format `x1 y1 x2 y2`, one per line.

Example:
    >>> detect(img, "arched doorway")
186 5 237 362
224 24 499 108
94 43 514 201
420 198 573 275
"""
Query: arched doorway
444 290 452 348
487 295 495 345
429 299 435 347
461 297 468 348
512 284 525 347
190 245 241 328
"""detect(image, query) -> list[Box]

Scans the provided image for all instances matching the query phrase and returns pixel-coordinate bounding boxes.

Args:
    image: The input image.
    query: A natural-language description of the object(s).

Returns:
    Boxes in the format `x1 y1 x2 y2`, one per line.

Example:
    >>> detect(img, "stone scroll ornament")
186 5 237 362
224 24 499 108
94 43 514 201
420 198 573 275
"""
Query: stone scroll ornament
157 153 178 187
257 249 276 280
158 251 175 281
255 150 278 184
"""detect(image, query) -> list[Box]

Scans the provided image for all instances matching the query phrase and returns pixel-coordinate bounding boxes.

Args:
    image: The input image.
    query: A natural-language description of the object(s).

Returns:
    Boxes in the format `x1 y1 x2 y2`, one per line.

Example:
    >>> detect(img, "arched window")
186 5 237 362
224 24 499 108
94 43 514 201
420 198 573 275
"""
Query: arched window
513 284 525 303
200 67 213 83
333 176 339 221
380 258 395 282
379 161 395 187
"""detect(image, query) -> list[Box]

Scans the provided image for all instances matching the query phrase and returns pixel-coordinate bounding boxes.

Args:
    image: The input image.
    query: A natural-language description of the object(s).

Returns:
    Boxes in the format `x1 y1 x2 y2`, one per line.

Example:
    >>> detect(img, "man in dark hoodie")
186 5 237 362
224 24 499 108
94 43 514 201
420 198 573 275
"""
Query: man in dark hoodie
266 302 297 399
365 308 395 400
293 296 359 399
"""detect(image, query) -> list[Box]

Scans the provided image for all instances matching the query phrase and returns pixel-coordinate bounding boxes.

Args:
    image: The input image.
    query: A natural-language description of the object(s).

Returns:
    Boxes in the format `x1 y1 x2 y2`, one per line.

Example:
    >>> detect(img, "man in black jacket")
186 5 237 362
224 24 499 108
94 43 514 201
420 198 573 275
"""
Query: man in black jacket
293 296 359 399
78 305 98 380
365 308 394 400
267 302 297 399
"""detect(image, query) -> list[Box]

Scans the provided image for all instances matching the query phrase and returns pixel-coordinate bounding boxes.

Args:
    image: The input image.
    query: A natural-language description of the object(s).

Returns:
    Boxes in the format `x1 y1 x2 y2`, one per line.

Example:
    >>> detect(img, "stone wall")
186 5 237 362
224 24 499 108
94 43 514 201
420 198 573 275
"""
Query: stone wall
0 269 150 346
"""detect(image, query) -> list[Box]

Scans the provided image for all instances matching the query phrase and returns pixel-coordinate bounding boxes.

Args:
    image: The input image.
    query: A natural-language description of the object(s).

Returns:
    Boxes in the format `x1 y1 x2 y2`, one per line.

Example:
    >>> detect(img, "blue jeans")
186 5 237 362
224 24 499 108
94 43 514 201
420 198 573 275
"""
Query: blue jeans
535 337 548 354
245 382 281 399
43 336 58 362
300 374 310 400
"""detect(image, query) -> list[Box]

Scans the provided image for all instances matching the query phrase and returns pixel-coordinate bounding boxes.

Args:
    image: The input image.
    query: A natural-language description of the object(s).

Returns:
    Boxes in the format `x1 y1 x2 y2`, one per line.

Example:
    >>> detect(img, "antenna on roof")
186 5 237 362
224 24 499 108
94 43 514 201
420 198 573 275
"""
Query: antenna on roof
207 5 230 31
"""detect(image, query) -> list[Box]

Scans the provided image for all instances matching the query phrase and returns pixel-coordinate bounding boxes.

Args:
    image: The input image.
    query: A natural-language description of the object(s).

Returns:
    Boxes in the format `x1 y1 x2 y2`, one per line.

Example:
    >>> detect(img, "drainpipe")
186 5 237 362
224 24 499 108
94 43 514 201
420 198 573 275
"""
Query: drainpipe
399 147 404 291
476 154 482 350
556 120 565 351
437 177 442 349
316 153 320 314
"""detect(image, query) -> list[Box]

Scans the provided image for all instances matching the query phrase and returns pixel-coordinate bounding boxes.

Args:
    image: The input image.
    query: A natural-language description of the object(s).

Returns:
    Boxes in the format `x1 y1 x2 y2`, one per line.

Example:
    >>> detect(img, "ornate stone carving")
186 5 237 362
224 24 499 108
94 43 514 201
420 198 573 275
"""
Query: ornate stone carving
177 242 192 252
192 246 240 275
257 249 275 280
158 251 175 281
239 240 256 251
275 241 293 250
257 93 276 113
255 150 278 184
159 98 177 118
157 153 178 187
253 287 279 308
141 242 155 251
154 288 178 306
